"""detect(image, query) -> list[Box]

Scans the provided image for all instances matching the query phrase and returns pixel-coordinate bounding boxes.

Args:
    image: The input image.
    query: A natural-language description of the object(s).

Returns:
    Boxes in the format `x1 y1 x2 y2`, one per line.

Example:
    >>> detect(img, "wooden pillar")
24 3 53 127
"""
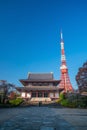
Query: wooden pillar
30 92 32 98
48 91 50 97
42 91 44 97
25 92 27 98
36 91 38 97
53 92 55 98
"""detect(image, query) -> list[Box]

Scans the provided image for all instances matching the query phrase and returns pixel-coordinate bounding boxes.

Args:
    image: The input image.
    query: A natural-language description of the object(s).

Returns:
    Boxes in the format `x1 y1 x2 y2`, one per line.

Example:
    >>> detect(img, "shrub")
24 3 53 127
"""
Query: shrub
56 98 61 103
9 98 23 106
61 99 69 107
57 93 87 108
59 93 65 100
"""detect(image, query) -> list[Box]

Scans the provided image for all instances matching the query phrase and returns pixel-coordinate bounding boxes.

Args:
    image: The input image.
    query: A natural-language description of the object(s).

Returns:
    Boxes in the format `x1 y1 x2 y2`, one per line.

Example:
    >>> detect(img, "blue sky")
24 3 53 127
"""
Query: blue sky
0 0 87 89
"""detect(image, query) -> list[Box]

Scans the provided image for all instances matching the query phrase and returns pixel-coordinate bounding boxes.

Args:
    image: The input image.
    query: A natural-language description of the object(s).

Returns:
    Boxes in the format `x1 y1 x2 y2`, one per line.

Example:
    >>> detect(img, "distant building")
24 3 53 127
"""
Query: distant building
76 61 87 93
17 73 62 102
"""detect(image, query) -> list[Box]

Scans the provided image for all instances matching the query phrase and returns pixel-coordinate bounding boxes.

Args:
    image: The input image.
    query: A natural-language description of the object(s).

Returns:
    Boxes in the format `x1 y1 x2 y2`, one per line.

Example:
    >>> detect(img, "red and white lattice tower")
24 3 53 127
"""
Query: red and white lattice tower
59 31 73 93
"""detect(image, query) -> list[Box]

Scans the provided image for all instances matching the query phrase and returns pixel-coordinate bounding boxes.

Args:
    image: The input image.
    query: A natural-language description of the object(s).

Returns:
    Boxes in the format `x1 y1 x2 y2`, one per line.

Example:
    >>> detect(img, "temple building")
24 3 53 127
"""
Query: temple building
17 73 62 102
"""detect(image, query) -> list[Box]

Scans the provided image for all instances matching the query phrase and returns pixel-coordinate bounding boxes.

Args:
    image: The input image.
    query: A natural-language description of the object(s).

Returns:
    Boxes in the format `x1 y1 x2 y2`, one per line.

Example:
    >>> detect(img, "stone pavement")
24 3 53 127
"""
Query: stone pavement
0 107 87 130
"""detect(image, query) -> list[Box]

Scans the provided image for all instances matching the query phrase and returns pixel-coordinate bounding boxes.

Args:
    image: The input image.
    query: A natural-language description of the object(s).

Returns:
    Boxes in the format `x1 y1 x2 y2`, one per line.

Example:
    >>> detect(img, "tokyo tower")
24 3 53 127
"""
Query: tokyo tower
59 31 73 93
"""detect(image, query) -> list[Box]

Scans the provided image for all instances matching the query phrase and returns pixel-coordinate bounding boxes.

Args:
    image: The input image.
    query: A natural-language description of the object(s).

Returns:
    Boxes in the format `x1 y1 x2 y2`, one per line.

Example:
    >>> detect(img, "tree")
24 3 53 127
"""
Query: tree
76 61 87 93
0 80 17 103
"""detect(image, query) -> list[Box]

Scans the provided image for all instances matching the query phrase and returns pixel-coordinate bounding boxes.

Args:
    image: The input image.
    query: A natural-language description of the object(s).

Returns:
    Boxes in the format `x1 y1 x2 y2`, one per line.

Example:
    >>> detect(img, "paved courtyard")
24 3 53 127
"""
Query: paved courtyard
0 107 87 130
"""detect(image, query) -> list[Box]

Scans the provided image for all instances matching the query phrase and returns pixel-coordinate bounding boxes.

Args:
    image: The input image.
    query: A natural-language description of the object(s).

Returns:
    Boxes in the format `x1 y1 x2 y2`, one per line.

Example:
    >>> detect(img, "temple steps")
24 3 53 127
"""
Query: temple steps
20 99 63 108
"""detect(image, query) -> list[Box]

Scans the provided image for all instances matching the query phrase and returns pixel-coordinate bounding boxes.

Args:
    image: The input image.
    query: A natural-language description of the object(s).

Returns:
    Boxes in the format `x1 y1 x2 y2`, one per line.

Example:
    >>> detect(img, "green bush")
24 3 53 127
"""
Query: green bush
56 98 61 103
9 98 23 106
59 93 65 100
61 99 69 107
57 93 87 108
61 99 77 108
77 101 87 108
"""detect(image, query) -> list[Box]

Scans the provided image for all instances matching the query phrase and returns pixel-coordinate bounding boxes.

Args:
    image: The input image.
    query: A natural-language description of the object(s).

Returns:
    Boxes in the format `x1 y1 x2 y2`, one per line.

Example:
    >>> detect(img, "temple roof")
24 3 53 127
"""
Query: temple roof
19 73 60 86
20 79 60 86
28 73 54 80
16 86 63 91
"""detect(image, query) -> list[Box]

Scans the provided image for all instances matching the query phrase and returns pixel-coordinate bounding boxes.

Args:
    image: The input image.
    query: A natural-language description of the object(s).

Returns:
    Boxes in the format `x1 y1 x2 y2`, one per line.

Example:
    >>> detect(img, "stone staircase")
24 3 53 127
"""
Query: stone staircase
30 97 51 102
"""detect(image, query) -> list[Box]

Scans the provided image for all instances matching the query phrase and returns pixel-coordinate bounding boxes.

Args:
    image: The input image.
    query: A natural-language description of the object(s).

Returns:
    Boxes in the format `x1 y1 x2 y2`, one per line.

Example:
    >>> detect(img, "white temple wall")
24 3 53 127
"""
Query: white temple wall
21 92 26 98
21 92 31 98
49 92 59 98
27 93 31 98
55 92 59 98
49 93 54 98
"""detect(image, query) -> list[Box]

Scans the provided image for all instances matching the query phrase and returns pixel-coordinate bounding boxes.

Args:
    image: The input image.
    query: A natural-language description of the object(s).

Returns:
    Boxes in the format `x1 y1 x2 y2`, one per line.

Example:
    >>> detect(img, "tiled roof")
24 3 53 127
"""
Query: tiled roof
28 73 53 81
17 86 60 91
19 79 60 86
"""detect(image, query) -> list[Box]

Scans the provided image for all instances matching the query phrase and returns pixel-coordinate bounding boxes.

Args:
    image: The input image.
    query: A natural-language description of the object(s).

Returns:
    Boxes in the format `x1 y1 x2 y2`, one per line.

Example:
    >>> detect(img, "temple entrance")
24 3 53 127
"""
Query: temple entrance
30 91 51 102
32 92 36 97
38 92 42 97
31 92 49 98
44 92 48 97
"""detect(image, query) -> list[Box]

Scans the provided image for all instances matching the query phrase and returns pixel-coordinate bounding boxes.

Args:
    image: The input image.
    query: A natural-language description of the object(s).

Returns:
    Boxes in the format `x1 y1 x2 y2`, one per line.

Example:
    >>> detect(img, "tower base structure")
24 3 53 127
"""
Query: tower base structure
59 70 73 93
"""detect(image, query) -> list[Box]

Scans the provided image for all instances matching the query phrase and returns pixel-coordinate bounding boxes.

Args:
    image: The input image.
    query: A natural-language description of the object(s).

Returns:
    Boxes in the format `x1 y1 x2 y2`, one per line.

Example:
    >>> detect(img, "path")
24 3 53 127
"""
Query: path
0 107 87 130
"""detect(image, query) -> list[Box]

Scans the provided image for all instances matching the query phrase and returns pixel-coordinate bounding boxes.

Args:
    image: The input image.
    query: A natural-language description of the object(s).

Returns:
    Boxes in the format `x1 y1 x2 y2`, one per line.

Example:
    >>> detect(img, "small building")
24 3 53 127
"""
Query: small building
17 73 62 102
